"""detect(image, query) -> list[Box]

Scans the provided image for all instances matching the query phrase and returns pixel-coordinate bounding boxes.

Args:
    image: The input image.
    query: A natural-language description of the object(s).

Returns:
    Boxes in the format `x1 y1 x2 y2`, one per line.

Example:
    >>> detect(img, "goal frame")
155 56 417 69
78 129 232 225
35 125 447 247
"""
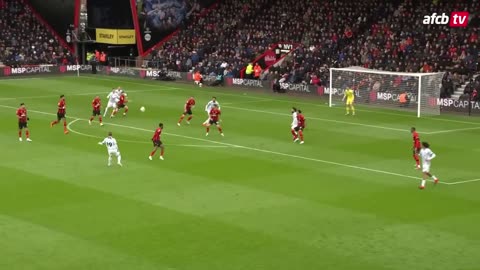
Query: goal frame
329 67 444 118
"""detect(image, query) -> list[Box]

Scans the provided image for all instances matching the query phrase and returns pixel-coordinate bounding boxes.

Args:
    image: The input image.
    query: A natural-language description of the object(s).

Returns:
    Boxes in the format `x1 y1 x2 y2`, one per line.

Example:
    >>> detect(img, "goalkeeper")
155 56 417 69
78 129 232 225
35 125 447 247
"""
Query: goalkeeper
342 87 355 115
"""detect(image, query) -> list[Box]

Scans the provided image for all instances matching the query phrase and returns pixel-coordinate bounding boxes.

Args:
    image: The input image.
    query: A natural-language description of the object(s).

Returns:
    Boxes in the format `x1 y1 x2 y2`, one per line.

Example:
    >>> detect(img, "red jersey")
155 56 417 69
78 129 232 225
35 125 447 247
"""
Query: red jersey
16 107 27 123
118 94 126 105
209 108 221 121
152 127 162 141
412 131 421 148
296 114 305 127
185 98 195 110
58 99 66 114
92 98 101 110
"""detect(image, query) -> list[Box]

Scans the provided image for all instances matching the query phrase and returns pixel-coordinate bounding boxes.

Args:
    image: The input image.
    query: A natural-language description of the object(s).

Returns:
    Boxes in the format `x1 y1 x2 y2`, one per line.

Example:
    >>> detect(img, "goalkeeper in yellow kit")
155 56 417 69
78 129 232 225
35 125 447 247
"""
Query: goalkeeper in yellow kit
342 87 355 115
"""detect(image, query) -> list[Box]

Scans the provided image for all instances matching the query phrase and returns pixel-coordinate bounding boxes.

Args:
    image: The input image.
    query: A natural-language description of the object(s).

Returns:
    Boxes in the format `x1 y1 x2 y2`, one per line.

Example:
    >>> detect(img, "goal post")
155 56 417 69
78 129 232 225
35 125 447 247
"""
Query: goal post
329 67 444 118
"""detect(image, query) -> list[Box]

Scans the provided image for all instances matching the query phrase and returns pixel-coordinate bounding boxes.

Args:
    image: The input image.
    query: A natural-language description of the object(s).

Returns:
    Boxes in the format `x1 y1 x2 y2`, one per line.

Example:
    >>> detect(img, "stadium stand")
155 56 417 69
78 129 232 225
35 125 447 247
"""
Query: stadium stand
0 0 74 67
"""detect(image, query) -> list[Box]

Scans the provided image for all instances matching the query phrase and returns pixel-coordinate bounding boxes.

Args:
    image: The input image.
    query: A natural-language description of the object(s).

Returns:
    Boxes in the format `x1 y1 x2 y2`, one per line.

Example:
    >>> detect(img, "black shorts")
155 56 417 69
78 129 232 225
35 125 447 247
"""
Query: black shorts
184 108 192 115
294 125 304 132
152 140 162 147
117 104 125 109
18 121 27 129
57 112 65 121
209 119 219 125
92 109 101 116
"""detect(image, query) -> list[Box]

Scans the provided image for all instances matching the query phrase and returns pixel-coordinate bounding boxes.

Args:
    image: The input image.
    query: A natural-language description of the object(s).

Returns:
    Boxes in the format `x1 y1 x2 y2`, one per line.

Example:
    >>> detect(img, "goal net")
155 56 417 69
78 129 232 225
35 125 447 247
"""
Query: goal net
329 67 444 117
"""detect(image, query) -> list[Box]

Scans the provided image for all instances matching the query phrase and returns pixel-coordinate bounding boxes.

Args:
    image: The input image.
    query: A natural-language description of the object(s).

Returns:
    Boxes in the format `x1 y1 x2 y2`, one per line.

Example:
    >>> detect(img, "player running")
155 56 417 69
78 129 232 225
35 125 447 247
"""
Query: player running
411 127 421 169
203 97 220 125
149 123 165 160
98 131 122 167
294 110 306 144
290 107 298 141
342 87 355 115
178 96 196 126
89 96 104 126
104 88 119 118
418 142 439 189
205 104 224 136
50 94 69 134
112 92 129 117
17 103 31 142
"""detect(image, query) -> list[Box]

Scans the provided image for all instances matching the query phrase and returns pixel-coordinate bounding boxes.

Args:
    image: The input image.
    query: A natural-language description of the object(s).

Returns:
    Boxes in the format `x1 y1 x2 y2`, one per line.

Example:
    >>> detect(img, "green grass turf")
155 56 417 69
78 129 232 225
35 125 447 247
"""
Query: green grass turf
0 75 480 270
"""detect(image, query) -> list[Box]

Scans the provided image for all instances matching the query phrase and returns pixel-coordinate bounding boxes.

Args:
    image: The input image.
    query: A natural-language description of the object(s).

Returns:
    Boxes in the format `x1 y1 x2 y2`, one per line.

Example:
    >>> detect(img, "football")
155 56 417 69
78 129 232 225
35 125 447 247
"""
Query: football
140 106 145 112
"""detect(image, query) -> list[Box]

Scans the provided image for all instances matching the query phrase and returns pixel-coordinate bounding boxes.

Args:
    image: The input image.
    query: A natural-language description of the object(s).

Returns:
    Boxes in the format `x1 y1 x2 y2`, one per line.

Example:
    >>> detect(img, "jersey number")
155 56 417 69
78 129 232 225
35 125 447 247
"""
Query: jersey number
107 142 113 147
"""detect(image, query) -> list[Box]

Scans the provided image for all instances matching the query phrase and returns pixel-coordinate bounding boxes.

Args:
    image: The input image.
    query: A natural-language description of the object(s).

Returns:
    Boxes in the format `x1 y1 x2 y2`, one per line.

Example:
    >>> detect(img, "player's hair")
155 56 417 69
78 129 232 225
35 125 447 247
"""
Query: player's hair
108 132 112 136
159 123 163 127
422 142 430 148
212 96 216 99
60 95 65 98
411 127 416 131
292 107 297 111
298 110 302 113
20 103 25 106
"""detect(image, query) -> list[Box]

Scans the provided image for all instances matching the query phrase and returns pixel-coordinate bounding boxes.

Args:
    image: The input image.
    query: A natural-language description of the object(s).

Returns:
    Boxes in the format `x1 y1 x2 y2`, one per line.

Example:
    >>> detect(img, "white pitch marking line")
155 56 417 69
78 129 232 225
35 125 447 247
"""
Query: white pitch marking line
67 119 230 148
0 104 446 185
425 126 480 135
447 178 480 185
81 75 480 127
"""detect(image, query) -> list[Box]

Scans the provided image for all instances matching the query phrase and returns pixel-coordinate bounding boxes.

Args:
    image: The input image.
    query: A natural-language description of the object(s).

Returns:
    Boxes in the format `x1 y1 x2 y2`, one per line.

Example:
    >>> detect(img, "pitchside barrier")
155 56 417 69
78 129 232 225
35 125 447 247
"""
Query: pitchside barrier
0 65 478 116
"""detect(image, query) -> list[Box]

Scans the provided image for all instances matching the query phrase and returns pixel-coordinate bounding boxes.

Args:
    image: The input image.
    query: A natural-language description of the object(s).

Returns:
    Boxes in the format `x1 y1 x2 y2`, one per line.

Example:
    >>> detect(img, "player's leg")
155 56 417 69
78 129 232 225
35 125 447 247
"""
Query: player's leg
103 104 110 117
419 172 427 189
116 151 122 166
205 122 211 136
108 152 113 166
98 114 103 126
159 144 164 160
50 114 60 127
186 112 193 124
25 126 31 141
178 113 186 126
18 124 23 141
425 172 439 184
149 145 158 160
350 102 355 115
62 116 68 134
291 127 298 141
298 128 304 144
89 111 95 125
216 123 224 136
110 105 117 118
413 149 420 169
345 101 350 115
123 105 128 116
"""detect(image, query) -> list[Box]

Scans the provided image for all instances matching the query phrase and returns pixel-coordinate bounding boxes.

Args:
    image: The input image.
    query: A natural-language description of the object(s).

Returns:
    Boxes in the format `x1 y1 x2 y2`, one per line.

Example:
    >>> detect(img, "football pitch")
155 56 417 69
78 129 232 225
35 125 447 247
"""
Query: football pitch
1 75 480 270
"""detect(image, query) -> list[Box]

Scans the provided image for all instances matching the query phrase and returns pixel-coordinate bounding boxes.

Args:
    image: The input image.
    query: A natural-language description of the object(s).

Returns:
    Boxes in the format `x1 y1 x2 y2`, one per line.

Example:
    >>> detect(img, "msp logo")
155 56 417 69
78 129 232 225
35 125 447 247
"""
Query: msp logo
423 12 469 27
4 67 11 76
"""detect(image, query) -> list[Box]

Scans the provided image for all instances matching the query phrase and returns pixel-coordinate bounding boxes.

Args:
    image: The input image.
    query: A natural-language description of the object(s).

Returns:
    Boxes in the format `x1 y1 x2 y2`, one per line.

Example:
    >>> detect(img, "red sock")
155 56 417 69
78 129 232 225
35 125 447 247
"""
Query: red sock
51 120 58 126
26 130 30 138
218 127 223 133
150 150 157 157
206 127 210 132
291 129 297 139
63 121 67 131
299 130 304 141
413 154 420 165
178 115 185 123
90 116 94 121
113 110 117 115
124 108 128 113
18 130 22 137
99 116 103 123
187 116 193 121
160 149 164 156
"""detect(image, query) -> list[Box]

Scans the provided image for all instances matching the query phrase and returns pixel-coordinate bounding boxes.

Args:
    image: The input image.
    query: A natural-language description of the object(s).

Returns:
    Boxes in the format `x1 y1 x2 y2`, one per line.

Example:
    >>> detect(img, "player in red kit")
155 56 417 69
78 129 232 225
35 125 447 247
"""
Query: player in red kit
17 103 32 142
205 104 224 136
411 127 421 169
113 92 129 117
149 123 165 160
50 95 68 134
177 96 195 126
294 110 306 144
89 96 104 126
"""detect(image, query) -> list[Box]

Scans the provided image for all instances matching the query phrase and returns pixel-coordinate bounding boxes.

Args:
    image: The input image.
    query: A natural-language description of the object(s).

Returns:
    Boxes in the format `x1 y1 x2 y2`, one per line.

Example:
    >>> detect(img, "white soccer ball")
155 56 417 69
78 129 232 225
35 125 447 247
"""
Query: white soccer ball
140 106 145 112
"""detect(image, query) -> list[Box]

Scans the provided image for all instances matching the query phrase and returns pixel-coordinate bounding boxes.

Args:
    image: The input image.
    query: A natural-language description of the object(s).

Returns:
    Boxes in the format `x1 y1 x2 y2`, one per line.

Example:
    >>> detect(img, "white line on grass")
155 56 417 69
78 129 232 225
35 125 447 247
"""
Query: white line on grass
82 75 480 127
67 119 231 148
425 126 480 135
0 104 447 186
447 178 480 185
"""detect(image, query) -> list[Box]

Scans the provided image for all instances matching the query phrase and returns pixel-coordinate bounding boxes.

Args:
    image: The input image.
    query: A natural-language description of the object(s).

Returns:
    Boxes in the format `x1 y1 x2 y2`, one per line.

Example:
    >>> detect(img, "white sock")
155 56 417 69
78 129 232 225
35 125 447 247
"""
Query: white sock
421 180 426 187
108 156 112 165
117 155 122 164
432 175 437 180
103 110 108 117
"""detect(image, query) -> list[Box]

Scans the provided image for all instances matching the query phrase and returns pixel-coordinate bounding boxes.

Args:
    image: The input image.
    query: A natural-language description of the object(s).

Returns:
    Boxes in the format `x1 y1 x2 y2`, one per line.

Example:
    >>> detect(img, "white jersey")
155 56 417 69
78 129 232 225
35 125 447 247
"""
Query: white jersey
100 136 119 153
291 111 298 127
420 148 436 172
205 100 220 113
107 91 120 104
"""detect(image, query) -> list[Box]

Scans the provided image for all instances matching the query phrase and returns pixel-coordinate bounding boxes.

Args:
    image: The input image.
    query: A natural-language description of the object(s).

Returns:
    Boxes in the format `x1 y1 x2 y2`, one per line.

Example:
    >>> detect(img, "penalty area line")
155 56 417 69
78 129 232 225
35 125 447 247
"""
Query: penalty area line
0 104 455 185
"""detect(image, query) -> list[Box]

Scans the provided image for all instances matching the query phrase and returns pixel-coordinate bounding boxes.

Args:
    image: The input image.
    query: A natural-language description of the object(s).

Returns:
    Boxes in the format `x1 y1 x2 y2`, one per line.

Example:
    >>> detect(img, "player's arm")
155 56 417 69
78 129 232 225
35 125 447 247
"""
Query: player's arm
98 138 106 145
428 152 436 161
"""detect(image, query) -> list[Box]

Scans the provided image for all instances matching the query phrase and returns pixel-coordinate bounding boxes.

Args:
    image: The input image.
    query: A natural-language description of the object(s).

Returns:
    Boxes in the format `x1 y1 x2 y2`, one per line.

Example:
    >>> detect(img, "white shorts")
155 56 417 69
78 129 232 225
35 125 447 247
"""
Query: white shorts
108 150 120 157
422 163 430 173
107 102 117 109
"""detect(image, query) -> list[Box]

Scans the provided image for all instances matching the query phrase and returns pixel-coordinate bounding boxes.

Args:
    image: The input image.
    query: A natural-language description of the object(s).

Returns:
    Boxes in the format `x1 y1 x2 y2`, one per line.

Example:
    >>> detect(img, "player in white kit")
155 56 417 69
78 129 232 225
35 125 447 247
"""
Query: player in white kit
202 97 220 125
98 132 122 166
290 107 298 142
104 88 120 117
419 142 439 189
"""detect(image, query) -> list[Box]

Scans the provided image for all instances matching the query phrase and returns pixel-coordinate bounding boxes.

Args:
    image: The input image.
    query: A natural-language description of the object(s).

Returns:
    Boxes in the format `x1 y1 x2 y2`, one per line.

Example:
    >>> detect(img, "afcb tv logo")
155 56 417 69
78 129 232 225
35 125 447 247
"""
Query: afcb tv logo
423 12 469 27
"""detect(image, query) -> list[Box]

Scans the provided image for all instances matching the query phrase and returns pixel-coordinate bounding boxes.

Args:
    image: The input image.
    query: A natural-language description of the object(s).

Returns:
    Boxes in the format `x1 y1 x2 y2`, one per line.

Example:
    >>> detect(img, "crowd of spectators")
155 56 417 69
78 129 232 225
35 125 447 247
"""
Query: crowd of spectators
0 0 74 67
148 0 478 97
